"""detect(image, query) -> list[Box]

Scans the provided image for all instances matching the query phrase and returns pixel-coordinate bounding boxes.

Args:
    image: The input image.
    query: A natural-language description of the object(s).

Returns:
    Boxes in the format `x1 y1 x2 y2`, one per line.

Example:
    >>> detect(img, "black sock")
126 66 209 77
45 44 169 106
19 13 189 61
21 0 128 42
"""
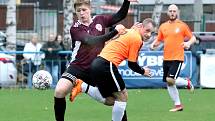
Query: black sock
85 84 90 93
54 97 66 121
121 110 127 121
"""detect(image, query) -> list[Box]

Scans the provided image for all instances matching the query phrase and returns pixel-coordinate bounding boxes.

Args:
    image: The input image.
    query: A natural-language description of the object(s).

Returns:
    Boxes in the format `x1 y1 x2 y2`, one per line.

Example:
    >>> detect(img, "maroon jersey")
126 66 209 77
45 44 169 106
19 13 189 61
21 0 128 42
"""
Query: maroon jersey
70 15 113 70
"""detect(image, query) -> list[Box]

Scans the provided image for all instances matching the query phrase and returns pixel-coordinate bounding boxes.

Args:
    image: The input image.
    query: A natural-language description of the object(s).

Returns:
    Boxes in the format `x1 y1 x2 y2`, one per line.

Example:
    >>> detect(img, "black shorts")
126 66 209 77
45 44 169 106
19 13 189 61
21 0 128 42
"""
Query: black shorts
61 64 95 86
90 57 125 98
163 60 183 82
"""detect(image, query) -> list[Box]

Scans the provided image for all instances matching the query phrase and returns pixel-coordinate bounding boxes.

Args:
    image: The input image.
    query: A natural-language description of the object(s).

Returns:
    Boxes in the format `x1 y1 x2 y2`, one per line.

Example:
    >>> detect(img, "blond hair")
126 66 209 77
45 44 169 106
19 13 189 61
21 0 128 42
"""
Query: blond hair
74 0 91 9
142 18 155 27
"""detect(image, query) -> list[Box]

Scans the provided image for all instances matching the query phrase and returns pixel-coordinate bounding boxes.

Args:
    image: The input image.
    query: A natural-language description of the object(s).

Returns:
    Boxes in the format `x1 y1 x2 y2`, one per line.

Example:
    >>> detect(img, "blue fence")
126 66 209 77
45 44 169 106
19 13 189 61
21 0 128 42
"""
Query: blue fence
0 51 199 88
119 51 198 88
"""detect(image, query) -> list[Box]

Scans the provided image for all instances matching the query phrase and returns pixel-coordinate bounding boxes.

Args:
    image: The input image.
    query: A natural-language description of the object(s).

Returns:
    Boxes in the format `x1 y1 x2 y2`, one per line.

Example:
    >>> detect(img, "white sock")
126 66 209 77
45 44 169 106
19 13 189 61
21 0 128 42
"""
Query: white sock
175 77 188 87
81 82 105 103
81 82 88 92
112 101 127 121
167 85 181 105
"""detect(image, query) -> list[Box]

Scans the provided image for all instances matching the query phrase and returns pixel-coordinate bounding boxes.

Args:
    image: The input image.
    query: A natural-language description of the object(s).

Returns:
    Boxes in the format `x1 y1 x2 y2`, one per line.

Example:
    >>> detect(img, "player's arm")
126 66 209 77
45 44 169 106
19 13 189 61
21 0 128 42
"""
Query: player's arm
150 37 161 50
110 0 130 25
182 35 196 49
150 29 163 50
128 61 151 77
181 23 197 49
128 61 145 75
189 35 197 45
83 24 126 45
127 31 151 77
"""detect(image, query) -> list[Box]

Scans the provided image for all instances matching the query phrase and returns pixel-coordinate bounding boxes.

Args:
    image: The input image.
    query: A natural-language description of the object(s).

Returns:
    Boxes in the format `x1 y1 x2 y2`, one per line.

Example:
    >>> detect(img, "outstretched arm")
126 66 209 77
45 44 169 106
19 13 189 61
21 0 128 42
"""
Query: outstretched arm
83 24 126 45
83 30 118 45
128 61 151 77
111 0 130 25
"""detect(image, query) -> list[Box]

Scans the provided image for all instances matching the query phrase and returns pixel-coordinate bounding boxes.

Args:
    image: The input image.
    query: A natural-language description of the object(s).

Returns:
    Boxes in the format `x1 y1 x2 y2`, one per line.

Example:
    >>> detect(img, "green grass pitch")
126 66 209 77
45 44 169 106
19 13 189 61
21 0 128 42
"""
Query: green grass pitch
0 89 214 121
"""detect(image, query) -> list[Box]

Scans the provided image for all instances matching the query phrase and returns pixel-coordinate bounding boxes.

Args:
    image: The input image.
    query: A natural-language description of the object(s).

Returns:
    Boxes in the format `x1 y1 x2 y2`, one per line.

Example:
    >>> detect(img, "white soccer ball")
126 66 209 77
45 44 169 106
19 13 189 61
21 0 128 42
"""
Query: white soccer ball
32 70 53 90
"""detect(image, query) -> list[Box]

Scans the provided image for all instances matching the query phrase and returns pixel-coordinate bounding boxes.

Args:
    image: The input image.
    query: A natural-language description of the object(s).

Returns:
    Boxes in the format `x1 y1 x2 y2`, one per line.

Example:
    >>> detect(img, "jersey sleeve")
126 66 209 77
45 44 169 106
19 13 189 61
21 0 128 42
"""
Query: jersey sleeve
157 26 164 41
100 0 130 27
99 15 113 27
110 0 130 25
70 26 88 42
183 23 193 39
128 32 143 62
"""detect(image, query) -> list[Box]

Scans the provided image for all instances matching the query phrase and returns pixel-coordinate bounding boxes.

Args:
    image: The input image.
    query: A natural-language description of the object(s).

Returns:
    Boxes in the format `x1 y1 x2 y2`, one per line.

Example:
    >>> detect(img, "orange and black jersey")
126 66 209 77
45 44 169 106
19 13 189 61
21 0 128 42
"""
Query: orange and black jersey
157 19 193 61
99 29 143 67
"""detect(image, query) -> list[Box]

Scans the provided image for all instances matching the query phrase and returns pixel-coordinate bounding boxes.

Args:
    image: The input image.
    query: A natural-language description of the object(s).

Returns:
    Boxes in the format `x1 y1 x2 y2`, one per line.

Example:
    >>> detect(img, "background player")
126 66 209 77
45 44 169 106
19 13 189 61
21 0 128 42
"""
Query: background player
150 4 196 112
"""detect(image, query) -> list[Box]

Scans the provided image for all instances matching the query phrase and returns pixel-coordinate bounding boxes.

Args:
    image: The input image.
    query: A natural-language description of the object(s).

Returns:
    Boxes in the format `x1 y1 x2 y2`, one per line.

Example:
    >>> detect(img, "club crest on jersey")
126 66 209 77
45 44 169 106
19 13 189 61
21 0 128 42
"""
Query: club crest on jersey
96 24 102 31
175 28 180 33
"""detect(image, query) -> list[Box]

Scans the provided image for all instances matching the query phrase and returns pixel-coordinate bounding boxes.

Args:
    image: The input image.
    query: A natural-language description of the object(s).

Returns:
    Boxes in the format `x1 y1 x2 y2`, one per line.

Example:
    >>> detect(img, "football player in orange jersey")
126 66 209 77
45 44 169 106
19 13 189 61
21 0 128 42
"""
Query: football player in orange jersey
151 4 196 112
72 18 155 121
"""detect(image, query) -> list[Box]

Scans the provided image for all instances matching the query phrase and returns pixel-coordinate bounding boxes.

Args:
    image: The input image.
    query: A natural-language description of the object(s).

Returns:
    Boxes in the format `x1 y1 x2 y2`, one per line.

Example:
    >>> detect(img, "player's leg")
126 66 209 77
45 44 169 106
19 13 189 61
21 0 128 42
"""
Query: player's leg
54 65 80 121
166 78 183 112
91 57 128 121
71 79 128 120
70 57 114 105
112 89 128 121
54 78 74 121
165 61 183 112
69 66 109 104
175 77 194 92
70 80 107 104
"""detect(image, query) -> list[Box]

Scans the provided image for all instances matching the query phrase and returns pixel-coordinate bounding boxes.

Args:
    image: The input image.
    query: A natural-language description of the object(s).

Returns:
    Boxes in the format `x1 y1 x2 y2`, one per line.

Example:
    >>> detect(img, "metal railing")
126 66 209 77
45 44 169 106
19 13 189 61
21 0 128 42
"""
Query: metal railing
0 51 71 88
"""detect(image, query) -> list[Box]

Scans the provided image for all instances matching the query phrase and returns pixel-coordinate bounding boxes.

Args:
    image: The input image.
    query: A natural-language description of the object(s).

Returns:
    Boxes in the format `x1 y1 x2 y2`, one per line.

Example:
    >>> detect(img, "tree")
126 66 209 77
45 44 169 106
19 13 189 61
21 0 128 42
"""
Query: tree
194 0 203 32
63 0 74 50
6 0 17 51
152 0 163 32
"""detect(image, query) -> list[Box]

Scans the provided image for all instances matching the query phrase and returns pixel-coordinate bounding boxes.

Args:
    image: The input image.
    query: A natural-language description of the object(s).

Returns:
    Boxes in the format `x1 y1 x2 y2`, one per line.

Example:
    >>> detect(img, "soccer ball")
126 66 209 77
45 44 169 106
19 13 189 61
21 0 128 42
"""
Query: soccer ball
32 70 53 90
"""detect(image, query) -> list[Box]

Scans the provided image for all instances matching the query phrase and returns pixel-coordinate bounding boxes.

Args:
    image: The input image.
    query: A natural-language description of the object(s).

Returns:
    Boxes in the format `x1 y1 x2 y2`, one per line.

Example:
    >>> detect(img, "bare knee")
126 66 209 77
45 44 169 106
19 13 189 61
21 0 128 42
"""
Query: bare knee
113 89 128 102
104 96 115 106
166 77 175 86
54 78 74 98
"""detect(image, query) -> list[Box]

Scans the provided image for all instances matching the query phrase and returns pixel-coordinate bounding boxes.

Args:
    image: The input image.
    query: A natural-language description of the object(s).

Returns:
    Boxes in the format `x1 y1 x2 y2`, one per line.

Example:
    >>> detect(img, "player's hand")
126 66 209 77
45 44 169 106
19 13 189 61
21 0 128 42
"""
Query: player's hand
150 43 156 50
134 22 142 28
150 40 160 50
181 42 191 50
115 24 126 35
127 0 138 3
142 66 152 77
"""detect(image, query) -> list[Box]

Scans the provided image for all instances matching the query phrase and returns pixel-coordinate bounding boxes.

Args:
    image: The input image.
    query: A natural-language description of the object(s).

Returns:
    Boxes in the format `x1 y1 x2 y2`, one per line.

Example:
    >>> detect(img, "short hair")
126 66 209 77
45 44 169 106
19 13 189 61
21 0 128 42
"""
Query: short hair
74 0 91 9
142 18 156 27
